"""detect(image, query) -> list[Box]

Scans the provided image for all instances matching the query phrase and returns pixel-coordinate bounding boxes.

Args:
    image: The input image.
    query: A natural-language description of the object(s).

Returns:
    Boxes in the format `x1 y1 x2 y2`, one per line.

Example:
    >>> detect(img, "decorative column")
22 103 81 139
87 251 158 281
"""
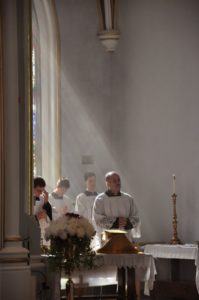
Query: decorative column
0 1 31 299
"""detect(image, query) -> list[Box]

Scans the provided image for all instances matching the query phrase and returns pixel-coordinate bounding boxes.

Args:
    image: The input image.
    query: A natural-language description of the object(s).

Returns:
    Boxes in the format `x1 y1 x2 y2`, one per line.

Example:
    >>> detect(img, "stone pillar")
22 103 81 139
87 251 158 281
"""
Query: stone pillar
0 1 31 299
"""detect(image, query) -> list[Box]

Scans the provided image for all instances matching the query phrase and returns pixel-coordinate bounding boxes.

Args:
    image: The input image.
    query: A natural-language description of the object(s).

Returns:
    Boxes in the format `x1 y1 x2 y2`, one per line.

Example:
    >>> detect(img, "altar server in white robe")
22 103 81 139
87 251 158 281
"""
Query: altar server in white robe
76 172 99 249
75 172 98 223
49 177 74 220
93 171 140 245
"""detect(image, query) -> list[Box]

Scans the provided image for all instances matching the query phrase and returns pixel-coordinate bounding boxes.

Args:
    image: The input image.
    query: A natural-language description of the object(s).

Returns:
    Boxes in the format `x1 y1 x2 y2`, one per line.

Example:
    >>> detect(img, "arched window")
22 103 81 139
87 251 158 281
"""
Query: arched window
32 5 42 176
32 0 61 190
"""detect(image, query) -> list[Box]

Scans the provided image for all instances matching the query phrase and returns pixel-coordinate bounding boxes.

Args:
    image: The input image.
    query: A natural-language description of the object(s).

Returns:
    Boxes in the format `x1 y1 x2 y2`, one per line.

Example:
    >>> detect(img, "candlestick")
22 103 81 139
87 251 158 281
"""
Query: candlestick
170 193 182 244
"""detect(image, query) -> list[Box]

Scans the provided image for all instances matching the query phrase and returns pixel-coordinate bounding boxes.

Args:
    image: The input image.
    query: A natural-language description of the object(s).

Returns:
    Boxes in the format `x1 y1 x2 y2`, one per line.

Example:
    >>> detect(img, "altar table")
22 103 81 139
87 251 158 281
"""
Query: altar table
144 244 199 298
96 253 157 299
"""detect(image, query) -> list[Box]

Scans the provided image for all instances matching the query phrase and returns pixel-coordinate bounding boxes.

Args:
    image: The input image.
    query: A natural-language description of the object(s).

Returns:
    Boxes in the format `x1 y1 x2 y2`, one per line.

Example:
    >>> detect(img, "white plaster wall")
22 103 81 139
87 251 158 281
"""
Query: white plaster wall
56 0 115 199
56 0 199 243
111 0 199 242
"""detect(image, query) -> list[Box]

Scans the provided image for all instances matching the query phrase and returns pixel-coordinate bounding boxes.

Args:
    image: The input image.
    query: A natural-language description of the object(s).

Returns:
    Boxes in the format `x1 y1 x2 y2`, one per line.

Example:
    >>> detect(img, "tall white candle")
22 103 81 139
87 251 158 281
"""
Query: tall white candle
172 174 176 194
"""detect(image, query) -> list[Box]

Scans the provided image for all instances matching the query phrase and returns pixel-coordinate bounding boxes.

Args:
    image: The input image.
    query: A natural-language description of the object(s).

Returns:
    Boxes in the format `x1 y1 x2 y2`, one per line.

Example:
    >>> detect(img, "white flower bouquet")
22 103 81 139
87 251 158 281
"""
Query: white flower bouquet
45 213 96 275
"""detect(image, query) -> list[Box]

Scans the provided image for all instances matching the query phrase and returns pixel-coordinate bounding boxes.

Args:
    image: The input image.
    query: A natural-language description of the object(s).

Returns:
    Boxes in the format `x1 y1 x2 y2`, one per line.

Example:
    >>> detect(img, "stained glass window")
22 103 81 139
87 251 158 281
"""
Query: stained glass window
32 6 42 177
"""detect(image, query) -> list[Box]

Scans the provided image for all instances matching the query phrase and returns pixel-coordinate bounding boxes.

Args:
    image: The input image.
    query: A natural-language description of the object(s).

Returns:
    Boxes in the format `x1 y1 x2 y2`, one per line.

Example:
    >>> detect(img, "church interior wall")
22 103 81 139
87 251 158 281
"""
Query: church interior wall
111 0 199 243
56 0 115 199
1 1 199 298
56 0 199 244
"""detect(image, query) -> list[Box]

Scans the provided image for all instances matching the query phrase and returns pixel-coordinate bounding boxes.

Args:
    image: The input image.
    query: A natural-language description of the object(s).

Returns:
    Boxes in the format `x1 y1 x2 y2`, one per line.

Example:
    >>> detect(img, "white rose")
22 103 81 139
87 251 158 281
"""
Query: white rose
76 227 85 238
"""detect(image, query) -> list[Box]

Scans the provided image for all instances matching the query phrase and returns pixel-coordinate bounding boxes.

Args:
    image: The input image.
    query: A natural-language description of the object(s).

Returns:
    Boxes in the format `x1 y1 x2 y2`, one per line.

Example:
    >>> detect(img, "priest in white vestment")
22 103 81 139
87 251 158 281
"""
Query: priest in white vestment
93 171 140 246
49 177 74 220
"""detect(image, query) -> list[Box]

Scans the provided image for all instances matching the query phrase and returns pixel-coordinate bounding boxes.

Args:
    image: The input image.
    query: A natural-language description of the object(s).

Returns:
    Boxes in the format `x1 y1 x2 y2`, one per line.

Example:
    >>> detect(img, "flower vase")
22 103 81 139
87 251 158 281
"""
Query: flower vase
66 275 74 300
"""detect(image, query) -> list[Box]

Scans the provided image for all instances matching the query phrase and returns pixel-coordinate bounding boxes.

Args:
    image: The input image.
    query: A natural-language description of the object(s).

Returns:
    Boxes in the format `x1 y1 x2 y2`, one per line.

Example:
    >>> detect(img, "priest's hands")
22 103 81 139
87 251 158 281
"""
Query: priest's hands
119 217 127 229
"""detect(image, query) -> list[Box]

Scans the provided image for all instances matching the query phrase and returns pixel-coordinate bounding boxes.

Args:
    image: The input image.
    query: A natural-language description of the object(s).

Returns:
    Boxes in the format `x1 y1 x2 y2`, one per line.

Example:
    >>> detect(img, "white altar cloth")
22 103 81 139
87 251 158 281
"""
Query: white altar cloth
97 253 157 295
47 253 156 298
144 244 199 293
